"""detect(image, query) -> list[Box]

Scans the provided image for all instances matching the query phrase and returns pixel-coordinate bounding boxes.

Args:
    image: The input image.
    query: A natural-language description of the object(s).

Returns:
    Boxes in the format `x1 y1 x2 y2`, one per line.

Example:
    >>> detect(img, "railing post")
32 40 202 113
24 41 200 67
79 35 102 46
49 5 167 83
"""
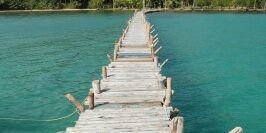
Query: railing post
153 56 158 66
92 80 101 94
169 117 184 133
165 77 172 106
114 44 118 61
64 93 84 112
102 66 107 79
88 90 94 110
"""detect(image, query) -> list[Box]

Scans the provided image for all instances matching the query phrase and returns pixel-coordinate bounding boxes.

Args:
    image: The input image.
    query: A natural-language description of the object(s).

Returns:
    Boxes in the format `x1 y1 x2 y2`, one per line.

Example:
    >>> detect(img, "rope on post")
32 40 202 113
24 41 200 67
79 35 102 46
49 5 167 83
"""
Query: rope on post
0 93 90 122
0 109 78 122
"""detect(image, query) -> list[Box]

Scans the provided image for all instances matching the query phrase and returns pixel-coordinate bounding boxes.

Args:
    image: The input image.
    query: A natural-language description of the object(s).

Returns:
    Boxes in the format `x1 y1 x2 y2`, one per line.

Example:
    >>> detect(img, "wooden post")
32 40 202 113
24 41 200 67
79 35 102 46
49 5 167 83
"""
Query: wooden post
153 56 158 66
102 66 107 79
64 93 84 112
151 45 154 58
169 117 178 133
165 77 172 106
88 90 94 110
228 127 243 133
169 116 184 133
176 117 184 133
114 44 119 61
92 80 101 94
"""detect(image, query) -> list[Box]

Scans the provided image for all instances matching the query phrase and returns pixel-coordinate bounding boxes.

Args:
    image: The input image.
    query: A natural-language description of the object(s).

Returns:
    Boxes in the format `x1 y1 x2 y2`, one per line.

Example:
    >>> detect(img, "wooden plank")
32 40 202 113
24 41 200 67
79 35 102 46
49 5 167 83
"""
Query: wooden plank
79 113 168 119
66 127 169 133
115 58 153 62
94 90 165 96
100 87 161 92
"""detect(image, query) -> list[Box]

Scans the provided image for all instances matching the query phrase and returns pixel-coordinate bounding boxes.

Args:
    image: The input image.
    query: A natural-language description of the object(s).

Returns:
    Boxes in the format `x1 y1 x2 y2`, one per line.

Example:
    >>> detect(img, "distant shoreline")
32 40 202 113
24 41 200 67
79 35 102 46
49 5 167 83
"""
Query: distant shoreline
0 8 137 13
0 8 265 13
171 7 266 12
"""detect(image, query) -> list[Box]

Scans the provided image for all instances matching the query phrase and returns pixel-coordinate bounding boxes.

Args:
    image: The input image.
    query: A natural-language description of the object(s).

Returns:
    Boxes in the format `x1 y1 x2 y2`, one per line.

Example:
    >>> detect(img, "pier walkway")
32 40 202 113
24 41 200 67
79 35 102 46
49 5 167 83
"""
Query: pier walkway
63 10 183 133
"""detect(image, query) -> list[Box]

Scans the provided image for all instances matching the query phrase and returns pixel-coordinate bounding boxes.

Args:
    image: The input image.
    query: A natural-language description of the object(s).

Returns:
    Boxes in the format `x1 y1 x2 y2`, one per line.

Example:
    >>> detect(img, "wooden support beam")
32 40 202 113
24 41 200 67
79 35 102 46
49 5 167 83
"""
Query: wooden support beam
153 56 158 66
169 117 184 133
64 93 84 112
153 33 158 39
153 37 159 43
102 66 107 79
228 127 243 133
150 29 155 34
160 59 168 69
154 46 162 54
92 80 101 94
153 40 159 47
87 90 94 110
150 24 154 29
176 117 184 133
165 77 172 106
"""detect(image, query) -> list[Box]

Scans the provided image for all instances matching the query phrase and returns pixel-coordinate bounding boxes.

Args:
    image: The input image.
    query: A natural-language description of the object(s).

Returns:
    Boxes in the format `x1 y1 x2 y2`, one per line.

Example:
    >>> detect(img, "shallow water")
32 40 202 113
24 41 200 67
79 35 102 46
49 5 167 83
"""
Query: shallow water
1 11 266 133
148 12 266 133
0 11 131 133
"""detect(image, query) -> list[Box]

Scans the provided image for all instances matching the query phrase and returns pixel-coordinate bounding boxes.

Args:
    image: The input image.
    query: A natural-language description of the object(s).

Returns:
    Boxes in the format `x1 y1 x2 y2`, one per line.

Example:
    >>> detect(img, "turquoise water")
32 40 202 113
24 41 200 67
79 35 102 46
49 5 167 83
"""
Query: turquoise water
1 11 266 133
148 12 266 133
0 11 131 133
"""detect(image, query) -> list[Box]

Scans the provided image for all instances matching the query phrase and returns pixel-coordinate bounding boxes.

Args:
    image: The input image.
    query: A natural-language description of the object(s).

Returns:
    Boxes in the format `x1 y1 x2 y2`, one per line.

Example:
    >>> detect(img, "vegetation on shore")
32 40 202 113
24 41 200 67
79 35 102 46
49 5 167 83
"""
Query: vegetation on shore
0 0 266 10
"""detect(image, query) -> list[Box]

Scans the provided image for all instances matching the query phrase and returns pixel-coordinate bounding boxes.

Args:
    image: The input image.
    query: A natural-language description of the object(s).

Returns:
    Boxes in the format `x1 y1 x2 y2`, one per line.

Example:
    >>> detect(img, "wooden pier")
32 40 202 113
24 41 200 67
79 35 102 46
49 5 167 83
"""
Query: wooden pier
63 10 183 133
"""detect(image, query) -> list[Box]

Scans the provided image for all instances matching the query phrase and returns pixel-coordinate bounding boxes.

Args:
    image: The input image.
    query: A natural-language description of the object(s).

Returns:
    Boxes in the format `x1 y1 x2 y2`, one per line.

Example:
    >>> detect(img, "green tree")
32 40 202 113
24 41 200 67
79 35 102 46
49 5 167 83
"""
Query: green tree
89 0 104 8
